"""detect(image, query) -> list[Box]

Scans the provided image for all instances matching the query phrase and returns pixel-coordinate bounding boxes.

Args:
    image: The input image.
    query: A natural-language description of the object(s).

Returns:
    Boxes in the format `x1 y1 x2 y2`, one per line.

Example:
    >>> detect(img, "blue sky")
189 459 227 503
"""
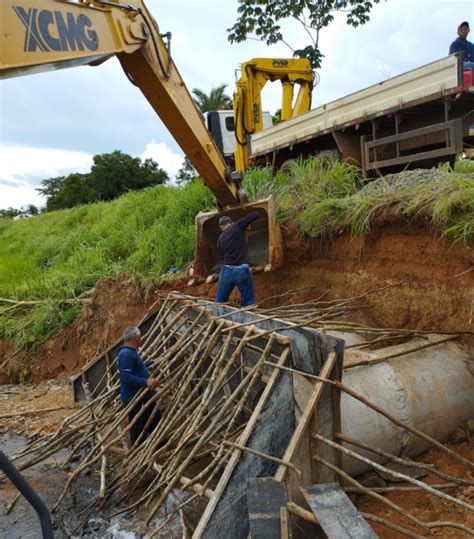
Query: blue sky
0 0 472 208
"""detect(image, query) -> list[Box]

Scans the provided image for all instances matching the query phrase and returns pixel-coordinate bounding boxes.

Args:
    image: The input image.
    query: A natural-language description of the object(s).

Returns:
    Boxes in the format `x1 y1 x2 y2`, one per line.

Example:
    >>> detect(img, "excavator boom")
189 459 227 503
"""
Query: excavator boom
0 0 285 277
0 0 238 207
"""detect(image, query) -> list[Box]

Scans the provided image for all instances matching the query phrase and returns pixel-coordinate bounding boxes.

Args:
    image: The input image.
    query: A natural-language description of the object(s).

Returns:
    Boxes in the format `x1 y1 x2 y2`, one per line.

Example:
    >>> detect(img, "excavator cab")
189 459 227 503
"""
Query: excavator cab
192 197 283 278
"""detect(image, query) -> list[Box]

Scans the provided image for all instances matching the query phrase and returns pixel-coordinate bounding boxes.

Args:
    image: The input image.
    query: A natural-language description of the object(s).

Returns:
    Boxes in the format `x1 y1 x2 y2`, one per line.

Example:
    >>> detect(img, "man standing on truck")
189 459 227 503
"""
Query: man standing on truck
449 21 474 63
216 211 260 307
117 326 161 446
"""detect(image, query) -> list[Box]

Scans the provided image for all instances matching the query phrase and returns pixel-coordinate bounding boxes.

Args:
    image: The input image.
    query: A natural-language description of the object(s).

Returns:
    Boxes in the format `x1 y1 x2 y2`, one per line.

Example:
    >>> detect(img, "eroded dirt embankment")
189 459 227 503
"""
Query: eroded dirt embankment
1 223 472 383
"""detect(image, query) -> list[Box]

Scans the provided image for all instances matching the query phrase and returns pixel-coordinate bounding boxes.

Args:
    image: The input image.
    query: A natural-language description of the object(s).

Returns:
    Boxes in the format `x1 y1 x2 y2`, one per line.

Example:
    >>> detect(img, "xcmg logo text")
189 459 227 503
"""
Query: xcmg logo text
13 6 99 52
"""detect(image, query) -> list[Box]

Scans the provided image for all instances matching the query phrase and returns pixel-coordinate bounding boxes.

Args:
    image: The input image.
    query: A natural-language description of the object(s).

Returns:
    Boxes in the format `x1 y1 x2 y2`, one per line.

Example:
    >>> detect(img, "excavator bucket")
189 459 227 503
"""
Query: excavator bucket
192 196 283 279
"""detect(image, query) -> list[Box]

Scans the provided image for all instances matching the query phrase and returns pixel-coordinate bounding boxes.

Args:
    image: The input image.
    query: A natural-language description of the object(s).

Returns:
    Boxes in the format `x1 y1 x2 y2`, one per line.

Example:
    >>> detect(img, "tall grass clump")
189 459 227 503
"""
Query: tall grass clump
243 156 363 222
453 155 474 174
0 180 213 360
245 157 473 243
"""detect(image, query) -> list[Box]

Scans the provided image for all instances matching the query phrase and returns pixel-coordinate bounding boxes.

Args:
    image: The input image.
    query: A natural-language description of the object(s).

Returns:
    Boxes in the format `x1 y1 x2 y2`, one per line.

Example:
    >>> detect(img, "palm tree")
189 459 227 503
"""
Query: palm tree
192 83 233 112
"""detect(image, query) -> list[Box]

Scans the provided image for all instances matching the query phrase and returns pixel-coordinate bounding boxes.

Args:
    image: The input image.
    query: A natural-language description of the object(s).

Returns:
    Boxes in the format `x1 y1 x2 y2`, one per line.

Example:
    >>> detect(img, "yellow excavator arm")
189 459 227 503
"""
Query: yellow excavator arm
0 0 242 208
234 58 314 171
0 0 287 278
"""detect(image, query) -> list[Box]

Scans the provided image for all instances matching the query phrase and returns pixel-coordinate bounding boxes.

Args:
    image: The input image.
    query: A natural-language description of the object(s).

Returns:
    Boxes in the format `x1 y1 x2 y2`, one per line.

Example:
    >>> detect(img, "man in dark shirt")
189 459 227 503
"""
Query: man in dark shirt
449 21 474 63
117 326 161 446
216 210 259 306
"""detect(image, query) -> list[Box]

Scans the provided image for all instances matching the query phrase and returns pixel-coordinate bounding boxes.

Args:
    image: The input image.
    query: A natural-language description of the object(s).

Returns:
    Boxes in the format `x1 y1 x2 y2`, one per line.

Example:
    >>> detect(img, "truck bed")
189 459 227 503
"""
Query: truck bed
250 55 466 159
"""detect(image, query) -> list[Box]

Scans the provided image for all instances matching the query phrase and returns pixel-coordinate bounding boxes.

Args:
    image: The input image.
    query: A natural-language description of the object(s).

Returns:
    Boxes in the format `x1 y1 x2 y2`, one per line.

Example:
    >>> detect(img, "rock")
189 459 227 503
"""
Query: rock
359 471 387 488
449 427 468 445
377 461 427 482
460 486 474 502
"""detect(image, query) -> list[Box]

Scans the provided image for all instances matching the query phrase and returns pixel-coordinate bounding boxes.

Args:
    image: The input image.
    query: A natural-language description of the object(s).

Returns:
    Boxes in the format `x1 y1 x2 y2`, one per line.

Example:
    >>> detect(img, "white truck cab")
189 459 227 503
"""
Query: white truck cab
203 110 273 167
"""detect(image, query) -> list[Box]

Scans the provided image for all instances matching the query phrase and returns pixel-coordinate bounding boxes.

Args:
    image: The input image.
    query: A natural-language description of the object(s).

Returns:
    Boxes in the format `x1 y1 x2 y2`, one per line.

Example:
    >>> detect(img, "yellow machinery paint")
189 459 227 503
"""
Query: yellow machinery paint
233 58 314 171
0 1 312 276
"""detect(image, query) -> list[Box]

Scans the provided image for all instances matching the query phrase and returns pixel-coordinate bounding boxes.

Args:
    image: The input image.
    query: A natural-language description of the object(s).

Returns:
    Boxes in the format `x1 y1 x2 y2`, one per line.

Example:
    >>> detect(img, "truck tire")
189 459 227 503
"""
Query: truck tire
279 159 296 174
316 149 341 165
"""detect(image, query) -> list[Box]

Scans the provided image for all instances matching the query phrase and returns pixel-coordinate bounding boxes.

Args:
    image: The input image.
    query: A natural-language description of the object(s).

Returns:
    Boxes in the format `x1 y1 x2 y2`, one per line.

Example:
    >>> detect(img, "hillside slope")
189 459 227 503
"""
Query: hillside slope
0 159 473 382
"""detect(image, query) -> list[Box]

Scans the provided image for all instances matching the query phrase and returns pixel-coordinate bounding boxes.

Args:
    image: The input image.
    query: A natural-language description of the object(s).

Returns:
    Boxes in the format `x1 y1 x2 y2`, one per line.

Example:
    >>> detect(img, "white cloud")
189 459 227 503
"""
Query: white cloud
0 185 45 210
0 141 185 208
140 140 184 181
0 146 93 209
0 146 93 186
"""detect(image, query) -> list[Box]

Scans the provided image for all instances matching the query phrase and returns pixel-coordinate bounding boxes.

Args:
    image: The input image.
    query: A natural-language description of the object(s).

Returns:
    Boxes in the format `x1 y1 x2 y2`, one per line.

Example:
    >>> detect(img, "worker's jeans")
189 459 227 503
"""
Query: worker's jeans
216 264 254 307
128 395 162 446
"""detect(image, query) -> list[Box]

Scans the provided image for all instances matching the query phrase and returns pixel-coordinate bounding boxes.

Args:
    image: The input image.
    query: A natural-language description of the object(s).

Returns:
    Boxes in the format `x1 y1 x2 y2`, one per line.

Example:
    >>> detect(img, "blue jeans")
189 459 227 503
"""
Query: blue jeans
216 264 254 306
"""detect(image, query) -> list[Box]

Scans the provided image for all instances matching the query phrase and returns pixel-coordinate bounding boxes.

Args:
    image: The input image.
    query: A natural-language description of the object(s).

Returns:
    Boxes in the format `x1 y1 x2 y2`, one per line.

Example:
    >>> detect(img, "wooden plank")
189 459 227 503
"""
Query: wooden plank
246 478 288 539
311 355 342 484
274 353 338 539
274 352 337 482
280 506 289 539
303 483 379 539
194 347 291 538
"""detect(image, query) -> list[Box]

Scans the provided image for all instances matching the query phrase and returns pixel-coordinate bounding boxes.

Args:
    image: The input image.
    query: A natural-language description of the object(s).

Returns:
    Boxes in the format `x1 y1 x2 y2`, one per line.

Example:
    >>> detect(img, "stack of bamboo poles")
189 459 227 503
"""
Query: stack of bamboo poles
235 284 465 370
2 291 472 538
1 296 293 536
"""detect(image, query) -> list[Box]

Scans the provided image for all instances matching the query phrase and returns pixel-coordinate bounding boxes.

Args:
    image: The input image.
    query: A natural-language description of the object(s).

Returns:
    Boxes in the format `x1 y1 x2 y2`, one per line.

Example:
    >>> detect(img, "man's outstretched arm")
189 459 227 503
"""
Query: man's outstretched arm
236 211 260 230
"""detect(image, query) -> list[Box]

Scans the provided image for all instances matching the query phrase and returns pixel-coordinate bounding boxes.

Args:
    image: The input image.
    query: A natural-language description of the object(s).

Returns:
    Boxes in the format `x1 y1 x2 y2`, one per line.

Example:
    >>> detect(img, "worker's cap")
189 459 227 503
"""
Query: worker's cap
458 21 470 30
123 326 141 340
218 215 232 226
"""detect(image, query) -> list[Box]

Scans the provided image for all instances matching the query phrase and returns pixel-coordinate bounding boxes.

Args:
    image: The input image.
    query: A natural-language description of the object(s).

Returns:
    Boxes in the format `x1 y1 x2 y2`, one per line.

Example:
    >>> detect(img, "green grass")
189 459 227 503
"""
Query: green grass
1 156 473 377
244 157 474 242
0 181 213 360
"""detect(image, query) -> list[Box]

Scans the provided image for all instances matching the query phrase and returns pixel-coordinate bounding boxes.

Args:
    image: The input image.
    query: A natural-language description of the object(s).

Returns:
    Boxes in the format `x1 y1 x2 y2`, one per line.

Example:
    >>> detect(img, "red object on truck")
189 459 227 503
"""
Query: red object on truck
464 67 473 87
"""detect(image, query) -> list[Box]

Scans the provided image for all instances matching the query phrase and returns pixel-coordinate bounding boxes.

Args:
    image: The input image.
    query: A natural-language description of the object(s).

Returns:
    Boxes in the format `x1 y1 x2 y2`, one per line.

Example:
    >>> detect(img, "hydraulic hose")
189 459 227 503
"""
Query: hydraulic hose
0 450 54 539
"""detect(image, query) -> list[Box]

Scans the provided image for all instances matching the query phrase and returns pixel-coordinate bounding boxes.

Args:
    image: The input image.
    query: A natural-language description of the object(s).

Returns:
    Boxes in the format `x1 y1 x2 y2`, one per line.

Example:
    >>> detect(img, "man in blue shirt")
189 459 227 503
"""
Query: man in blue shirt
117 326 161 446
449 21 474 63
216 210 260 307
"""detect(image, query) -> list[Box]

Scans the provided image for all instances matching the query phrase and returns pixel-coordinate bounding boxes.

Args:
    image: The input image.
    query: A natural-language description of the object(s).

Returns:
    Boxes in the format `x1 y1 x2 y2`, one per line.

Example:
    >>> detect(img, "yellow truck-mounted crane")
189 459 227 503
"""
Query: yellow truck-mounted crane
233 58 314 171
0 0 283 277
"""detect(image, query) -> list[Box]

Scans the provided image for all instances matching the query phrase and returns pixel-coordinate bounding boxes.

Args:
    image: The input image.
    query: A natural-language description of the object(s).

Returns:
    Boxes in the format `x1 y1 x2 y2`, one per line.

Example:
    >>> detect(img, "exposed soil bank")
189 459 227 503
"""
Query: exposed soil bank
1 224 472 383
199 223 474 332
264 224 472 331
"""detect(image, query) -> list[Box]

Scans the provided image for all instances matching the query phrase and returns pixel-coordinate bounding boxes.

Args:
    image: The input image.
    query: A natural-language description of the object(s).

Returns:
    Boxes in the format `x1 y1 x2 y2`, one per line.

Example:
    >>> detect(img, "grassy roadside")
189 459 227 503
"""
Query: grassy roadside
0 158 472 377
0 181 213 363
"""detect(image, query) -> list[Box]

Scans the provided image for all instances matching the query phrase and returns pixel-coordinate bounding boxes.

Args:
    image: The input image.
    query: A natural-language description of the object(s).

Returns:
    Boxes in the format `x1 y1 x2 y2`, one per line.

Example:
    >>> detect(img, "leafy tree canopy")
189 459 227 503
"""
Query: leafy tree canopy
228 0 381 69
192 84 233 113
272 108 282 125
37 150 168 211
176 156 197 185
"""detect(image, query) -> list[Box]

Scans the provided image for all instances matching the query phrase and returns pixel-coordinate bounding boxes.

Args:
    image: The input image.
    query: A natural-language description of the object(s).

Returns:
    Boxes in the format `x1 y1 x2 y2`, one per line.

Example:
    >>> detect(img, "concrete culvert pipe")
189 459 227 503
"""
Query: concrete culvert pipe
339 340 473 476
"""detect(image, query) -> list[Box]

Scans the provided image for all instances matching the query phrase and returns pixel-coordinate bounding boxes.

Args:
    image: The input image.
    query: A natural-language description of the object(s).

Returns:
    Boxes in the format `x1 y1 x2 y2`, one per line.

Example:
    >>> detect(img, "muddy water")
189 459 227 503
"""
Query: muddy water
0 434 187 538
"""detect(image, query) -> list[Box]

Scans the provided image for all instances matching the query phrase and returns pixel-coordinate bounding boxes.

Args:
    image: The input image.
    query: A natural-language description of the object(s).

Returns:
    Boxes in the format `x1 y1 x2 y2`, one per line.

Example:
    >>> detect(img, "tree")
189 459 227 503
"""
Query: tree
228 0 381 69
272 108 282 125
0 207 21 219
37 151 169 211
192 84 233 113
88 151 168 202
176 156 197 185
25 204 40 215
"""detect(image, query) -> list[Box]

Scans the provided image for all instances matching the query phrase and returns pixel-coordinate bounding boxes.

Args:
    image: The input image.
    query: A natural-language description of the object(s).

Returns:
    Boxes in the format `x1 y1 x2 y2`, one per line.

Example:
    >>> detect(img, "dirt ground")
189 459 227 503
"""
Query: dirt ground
356 437 474 538
0 381 76 437
0 224 472 537
2 223 471 384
